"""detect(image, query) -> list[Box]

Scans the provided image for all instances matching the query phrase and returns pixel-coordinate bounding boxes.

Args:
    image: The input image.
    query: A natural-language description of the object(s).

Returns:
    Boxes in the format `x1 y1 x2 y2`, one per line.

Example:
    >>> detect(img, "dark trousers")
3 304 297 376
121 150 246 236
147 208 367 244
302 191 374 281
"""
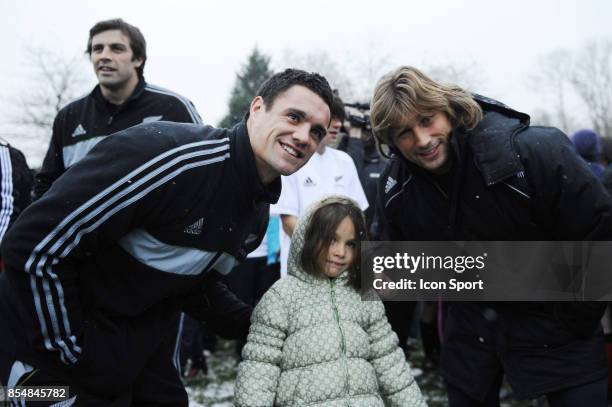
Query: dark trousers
446 374 503 407
0 273 18 387
384 301 417 357
447 376 608 407
0 274 187 406
179 315 207 373
2 350 186 407
5 347 188 406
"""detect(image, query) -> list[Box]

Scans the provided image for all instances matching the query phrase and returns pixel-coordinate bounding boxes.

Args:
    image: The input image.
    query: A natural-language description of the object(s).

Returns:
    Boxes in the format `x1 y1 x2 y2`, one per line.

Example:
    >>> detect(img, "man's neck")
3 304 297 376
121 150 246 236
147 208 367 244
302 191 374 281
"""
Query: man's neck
254 156 277 185
100 76 139 105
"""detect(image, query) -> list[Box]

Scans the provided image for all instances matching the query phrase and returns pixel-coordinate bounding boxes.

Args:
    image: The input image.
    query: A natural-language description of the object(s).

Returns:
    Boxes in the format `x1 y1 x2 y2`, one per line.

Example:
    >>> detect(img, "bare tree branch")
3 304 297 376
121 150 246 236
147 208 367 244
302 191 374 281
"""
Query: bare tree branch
12 46 89 140
528 49 574 132
570 40 612 138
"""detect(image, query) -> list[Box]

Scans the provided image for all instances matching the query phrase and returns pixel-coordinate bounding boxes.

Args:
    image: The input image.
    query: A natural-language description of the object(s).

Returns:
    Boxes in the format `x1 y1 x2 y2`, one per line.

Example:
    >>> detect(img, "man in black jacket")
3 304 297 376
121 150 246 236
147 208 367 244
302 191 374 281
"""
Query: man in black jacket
0 68 332 406
370 66 612 406
34 18 202 200
33 18 216 382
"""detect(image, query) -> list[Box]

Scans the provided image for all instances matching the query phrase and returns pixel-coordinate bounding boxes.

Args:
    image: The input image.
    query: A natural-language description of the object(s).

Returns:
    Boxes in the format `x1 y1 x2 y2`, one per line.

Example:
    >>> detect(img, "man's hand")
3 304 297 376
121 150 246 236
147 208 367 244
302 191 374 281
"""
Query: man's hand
182 270 253 339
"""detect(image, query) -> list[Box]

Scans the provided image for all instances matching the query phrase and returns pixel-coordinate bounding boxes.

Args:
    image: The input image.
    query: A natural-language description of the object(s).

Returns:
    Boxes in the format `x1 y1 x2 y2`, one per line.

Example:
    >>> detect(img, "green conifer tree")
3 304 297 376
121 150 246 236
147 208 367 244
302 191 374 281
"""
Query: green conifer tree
219 48 273 128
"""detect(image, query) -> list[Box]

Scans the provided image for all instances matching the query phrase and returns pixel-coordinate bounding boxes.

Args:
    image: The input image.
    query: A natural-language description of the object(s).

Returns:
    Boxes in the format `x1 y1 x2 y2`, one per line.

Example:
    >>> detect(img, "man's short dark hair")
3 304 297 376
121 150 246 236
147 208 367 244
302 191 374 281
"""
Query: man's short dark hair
330 93 346 121
86 18 147 78
245 69 333 120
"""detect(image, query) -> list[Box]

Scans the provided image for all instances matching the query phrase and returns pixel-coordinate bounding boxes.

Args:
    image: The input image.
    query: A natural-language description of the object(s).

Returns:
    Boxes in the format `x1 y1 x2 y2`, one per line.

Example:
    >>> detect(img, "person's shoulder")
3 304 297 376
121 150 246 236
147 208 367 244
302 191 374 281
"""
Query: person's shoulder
56 91 92 117
328 148 358 168
328 147 352 161
143 83 194 104
134 121 225 143
518 124 568 142
514 125 572 156
143 83 201 123
256 277 298 306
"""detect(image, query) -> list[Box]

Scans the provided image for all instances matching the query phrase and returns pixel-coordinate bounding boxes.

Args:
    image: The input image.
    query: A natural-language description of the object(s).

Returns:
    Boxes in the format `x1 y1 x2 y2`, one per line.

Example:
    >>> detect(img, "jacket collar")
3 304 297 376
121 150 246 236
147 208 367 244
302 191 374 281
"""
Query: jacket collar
466 95 530 185
231 121 281 204
289 267 350 287
91 77 147 109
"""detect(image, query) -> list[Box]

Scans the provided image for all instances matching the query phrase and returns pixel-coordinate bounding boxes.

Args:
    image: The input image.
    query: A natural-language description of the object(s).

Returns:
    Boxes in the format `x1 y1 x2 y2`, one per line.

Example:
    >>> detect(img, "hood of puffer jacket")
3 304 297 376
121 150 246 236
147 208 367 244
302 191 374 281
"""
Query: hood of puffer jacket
286 195 361 286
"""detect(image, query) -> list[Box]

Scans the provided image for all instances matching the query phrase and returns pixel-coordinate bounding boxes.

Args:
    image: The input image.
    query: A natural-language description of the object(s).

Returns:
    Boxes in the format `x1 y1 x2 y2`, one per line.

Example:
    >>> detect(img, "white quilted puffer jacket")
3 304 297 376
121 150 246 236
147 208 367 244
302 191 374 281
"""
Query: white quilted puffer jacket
235 198 427 407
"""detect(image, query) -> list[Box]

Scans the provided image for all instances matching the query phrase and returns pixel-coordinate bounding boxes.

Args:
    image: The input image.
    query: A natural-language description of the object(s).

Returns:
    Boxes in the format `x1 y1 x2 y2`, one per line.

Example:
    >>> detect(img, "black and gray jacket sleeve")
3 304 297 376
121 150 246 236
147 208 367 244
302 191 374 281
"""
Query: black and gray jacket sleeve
33 114 66 200
0 144 33 248
1 128 197 371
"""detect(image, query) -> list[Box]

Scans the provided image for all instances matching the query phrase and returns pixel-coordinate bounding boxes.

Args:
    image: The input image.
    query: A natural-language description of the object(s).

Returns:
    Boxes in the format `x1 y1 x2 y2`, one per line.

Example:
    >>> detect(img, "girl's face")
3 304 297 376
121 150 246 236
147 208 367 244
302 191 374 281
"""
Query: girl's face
319 216 357 278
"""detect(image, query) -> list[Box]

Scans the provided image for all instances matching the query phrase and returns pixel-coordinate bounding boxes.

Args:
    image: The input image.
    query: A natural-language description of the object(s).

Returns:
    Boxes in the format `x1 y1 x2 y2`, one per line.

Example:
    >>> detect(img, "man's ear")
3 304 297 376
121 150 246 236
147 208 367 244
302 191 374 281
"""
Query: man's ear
133 57 144 69
250 96 264 118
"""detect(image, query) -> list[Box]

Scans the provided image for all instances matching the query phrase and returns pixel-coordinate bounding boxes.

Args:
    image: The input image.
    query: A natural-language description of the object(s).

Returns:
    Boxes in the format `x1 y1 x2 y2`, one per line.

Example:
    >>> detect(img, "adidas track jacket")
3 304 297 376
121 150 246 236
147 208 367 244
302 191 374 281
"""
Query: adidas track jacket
1 121 278 396
34 78 202 200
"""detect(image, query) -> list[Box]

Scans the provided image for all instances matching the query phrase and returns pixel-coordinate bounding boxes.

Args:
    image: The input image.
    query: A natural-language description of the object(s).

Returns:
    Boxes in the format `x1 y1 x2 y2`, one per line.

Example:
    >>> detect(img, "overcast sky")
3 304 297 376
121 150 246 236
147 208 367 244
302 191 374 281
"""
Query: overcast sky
1 0 611 167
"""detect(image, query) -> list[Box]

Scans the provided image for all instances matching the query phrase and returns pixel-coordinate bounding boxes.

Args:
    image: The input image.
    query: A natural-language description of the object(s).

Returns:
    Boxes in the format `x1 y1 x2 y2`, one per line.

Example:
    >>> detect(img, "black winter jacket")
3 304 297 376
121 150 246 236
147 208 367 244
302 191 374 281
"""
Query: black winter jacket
34 79 202 200
1 121 277 397
0 143 32 250
376 96 612 400
338 136 387 227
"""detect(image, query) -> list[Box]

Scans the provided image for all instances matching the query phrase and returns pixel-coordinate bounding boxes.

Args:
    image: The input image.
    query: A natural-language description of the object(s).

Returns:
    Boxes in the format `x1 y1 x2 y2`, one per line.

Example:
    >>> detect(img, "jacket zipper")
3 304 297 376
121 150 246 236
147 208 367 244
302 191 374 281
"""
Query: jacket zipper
423 172 456 237
430 181 448 199
330 279 351 407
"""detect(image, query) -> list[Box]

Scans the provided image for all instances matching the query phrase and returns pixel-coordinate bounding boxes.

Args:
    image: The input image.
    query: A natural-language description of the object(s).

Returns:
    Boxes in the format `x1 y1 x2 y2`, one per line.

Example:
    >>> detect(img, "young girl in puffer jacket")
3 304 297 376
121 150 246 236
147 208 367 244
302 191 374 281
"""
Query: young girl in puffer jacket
235 196 427 407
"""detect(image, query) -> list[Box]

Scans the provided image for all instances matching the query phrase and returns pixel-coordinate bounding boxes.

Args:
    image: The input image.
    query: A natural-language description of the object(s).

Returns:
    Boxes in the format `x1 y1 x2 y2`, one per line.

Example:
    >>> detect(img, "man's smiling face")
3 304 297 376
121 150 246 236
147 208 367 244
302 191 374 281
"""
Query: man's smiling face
90 29 142 92
391 111 453 174
249 85 331 184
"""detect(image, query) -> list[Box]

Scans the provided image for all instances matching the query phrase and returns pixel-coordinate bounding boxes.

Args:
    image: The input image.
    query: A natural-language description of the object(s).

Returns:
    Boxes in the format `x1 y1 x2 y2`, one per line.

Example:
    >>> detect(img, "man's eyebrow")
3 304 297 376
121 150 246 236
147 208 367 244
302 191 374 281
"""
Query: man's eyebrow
393 126 412 137
287 108 306 119
92 42 126 48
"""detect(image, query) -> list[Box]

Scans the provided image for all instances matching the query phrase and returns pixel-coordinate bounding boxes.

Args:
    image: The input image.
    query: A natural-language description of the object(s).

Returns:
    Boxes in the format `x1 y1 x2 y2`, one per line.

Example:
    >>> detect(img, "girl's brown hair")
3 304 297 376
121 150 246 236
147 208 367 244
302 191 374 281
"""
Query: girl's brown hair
300 197 367 289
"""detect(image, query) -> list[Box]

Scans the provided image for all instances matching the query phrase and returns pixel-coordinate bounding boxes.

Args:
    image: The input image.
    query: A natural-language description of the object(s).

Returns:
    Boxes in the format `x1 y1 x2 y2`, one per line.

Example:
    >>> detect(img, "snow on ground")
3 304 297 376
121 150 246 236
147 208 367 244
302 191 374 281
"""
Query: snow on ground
185 339 532 406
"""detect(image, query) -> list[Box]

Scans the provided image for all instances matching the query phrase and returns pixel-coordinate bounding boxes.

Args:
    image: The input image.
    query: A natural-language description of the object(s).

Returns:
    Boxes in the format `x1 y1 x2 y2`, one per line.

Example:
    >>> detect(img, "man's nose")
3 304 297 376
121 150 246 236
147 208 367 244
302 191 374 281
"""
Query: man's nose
293 124 310 145
99 46 112 60
413 127 432 148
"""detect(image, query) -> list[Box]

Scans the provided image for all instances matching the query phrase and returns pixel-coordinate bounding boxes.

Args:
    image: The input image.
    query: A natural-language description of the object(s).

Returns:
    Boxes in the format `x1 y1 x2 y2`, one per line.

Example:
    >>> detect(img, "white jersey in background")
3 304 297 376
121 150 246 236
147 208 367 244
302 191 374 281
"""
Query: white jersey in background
271 147 368 276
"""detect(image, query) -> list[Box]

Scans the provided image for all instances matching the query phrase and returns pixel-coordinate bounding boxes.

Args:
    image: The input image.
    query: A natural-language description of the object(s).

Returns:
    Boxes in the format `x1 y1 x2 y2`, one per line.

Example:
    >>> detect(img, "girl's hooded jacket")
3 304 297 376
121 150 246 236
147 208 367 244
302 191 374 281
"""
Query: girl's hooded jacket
235 197 426 407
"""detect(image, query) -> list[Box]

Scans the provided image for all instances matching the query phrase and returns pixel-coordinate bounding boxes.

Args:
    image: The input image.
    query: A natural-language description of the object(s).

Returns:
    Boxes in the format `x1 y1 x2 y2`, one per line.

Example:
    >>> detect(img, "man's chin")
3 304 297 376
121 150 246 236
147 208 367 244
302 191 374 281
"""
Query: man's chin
422 158 451 174
278 162 305 176
98 79 123 90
